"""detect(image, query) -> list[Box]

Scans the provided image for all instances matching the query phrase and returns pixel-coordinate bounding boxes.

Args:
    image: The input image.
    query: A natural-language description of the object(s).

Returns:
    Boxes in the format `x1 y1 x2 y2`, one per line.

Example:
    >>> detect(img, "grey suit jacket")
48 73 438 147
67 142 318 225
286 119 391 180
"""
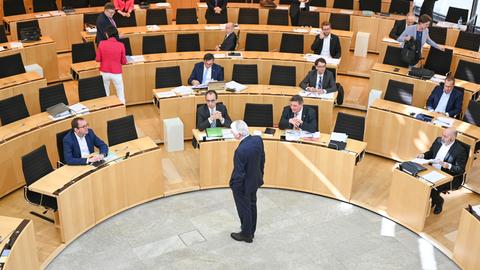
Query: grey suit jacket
397 25 440 50
299 69 337 93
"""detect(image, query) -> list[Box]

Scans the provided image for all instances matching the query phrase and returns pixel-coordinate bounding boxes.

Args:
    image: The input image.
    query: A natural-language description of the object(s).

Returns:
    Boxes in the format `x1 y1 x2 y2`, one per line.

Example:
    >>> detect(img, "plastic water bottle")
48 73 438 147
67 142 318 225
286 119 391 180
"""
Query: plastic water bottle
457 17 463 29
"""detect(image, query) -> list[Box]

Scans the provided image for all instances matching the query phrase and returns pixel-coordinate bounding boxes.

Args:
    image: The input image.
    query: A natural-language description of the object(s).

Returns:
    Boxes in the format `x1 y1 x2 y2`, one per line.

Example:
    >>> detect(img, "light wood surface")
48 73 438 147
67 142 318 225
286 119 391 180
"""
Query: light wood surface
0 71 47 116
453 209 480 270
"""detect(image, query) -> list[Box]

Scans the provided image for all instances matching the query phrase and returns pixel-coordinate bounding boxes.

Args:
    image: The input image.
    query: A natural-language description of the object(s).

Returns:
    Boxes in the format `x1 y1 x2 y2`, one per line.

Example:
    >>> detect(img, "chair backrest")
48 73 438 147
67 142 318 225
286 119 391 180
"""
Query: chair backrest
238 8 259 24
279 0 292 4
424 47 452 75
245 33 269 51
146 8 168 25
269 65 296 86
455 31 480 52
107 115 138 146
0 94 30 125
298 11 319 28
388 0 409 15
280 33 304 54
0 25 7 43
176 33 200 52
329 13 350 31
0 53 25 79
333 0 353 9
118 37 133 56
384 79 414 105
310 0 326 7
143 35 167 54
16 20 40 40
334 112 365 141
304 104 319 131
83 12 101 26
205 10 228 24
463 100 480 126
243 103 273 127
113 11 137 27
39 83 69 112
383 45 409 68
454 60 480 84
33 0 57 12
71 42 96 63
267 9 289 26
56 129 70 165
428 26 447 45
176 8 198 24
445 7 469 24
155 66 182 88
21 145 53 187
232 64 258 84
3 0 26 16
89 0 108 7
359 0 381 12
78 75 107 102
63 0 89 8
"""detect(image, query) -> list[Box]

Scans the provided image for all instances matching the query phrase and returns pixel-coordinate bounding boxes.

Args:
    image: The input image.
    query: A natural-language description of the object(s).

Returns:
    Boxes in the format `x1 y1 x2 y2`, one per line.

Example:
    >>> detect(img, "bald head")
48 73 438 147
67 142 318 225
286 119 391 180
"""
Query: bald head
441 127 457 145
225 22 234 34
406 12 416 26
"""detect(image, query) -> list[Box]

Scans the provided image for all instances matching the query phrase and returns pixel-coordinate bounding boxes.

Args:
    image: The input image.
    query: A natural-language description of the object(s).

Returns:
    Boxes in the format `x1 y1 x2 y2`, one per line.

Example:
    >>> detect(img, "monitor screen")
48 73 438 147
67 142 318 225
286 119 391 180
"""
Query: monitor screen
0 53 26 79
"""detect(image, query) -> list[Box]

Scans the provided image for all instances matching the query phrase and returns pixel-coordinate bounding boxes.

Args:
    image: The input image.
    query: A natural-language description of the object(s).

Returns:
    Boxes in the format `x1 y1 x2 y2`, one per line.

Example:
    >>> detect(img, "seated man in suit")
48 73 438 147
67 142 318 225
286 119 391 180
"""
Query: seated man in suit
289 0 310 26
299 57 337 94
426 76 463 118
389 12 416 39
188 53 224 86
279 95 317 133
96 2 117 44
196 90 232 131
216 22 237 51
311 21 342 59
417 127 467 214
205 0 228 23
63 117 109 165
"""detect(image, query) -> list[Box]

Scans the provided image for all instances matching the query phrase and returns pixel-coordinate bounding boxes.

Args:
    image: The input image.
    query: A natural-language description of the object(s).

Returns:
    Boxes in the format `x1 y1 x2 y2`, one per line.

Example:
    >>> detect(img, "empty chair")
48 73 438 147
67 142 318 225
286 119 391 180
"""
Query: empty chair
424 47 452 75
176 33 200 52
463 100 480 126
0 25 7 43
176 8 198 24
280 33 304 54
455 31 480 52
279 0 292 3
359 0 381 12
445 7 469 24
269 65 296 86
0 94 30 125
62 0 89 8
205 10 228 24
155 66 182 88
245 33 268 51
329 13 350 31
71 42 96 63
113 11 137 27
3 0 26 16
243 103 273 127
22 145 57 223
107 115 138 146
383 46 409 68
334 112 366 141
16 20 40 40
384 79 414 105
0 53 25 79
388 0 410 15
89 0 108 7
428 26 447 45
454 60 480 84
78 75 107 102
298 11 319 28
83 13 101 26
146 8 168 25
56 129 70 167
143 35 167 54
33 0 57 12
39 84 69 112
238 8 259 24
333 0 353 9
310 0 326 7
232 64 258 84
118 37 133 55
267 9 289 26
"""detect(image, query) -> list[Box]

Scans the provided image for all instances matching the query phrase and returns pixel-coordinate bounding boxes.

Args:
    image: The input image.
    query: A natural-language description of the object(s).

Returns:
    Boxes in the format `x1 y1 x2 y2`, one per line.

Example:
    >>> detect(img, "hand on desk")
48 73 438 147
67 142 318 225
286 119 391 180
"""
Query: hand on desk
87 154 104 164
306 87 326 94
210 111 224 122
431 159 451 169
191 80 201 86
417 153 425 159
289 118 303 129
214 7 222 14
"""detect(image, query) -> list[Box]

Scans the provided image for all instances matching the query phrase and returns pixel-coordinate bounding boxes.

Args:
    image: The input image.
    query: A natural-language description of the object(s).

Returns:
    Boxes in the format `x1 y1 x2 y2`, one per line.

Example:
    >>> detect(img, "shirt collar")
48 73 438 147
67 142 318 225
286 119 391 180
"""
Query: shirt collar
74 132 85 140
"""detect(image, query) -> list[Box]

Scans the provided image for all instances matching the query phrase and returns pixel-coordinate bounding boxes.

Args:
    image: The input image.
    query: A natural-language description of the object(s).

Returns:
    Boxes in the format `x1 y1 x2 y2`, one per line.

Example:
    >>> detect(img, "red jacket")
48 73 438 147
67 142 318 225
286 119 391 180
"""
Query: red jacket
113 0 134 12
96 37 127 74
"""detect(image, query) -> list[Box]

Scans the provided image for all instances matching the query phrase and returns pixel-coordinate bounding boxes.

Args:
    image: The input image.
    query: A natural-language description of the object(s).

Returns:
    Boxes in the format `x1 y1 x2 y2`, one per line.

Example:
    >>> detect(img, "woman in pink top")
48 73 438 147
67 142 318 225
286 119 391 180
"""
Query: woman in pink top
113 0 134 17
95 25 127 104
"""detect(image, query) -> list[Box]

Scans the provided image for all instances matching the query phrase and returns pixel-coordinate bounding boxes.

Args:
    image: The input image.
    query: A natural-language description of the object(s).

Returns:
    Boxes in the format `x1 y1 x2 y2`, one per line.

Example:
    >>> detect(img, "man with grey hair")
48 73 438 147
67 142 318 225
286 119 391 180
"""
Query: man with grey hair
216 22 237 51
230 120 265 243
417 127 467 214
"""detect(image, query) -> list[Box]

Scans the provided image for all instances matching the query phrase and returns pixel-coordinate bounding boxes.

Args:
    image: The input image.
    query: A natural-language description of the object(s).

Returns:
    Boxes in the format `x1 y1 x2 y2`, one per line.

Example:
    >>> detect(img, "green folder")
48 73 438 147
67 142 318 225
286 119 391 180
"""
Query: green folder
206 127 222 138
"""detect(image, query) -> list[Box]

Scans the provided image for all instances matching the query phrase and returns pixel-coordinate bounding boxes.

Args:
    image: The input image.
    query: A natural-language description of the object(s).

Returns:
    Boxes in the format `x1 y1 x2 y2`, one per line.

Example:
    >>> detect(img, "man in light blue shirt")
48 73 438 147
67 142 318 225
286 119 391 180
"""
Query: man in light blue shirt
426 76 463 118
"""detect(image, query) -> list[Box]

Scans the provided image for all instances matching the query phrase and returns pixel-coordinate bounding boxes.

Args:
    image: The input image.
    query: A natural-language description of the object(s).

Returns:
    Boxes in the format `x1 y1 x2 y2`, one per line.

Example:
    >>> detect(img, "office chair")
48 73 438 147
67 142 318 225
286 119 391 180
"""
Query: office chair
455 31 480 52
33 0 57 12
155 66 182 88
71 42 96 63
143 35 167 54
298 11 320 28
329 13 351 31
445 7 469 24
245 33 269 51
310 0 326 7
83 13 101 26
62 0 89 8
39 83 69 112
0 53 26 79
118 37 133 56
78 75 107 102
56 129 70 168
232 64 259 84
176 33 200 52
270 65 296 86
388 0 410 15
334 112 365 141
333 0 353 9
16 20 41 40
176 8 198 24
238 8 259 24
0 25 7 43
454 60 480 84
463 100 480 127
267 9 289 26
424 47 452 76
107 115 138 146
3 0 26 16
113 11 137 27
428 26 447 45
0 94 30 125
146 8 169 25
359 0 381 12
243 103 273 127
383 46 409 68
205 10 228 24
89 0 108 7
280 33 304 54
384 79 414 105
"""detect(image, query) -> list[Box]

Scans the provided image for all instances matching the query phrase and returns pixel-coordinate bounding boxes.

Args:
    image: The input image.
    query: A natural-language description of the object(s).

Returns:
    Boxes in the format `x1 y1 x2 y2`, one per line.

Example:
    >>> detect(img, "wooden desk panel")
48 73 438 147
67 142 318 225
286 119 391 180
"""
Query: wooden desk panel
453 209 480 270
0 72 47 116
0 217 39 270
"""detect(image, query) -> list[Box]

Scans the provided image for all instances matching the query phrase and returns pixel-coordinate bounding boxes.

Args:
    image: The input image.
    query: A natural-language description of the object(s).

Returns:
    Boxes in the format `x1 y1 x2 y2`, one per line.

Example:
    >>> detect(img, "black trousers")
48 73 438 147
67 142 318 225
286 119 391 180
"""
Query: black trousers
232 188 257 238
430 177 463 205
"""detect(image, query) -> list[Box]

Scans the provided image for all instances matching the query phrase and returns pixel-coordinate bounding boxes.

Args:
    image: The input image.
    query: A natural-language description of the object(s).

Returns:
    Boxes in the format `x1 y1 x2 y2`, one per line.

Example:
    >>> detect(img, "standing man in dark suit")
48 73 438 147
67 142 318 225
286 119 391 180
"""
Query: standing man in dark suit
417 127 467 214
216 22 237 51
63 117 109 165
95 2 117 44
300 57 337 93
389 12 416 39
289 0 310 26
426 76 463 118
279 95 317 132
196 90 232 131
205 0 228 24
230 120 265 243
311 21 342 58
188 53 224 86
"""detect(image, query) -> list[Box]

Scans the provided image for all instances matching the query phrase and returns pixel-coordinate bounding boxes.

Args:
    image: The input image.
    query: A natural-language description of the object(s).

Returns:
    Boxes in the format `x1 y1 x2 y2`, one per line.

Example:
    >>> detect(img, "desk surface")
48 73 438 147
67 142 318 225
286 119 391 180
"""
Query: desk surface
0 71 43 90
0 216 22 251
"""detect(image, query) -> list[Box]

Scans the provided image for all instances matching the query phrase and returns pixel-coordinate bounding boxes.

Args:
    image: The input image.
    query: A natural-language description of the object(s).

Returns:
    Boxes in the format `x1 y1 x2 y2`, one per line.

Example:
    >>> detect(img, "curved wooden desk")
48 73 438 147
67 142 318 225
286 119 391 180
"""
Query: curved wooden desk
0 216 39 270
0 72 47 116
153 85 336 140
0 96 125 198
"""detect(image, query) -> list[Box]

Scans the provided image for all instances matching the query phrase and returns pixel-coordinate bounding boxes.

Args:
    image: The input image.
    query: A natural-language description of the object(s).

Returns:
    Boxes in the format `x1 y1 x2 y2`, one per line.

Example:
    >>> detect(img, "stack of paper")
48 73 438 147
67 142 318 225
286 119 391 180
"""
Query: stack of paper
310 28 322 35
69 103 89 114
422 171 445 183
299 90 335 99
275 5 289 10
411 158 432 165
293 28 309 33
222 129 235 139
225 81 247 92
285 130 301 141
146 25 160 31
155 2 170 7
382 37 400 44
127 55 145 64
0 47 5 52
205 25 222 30
9 42 23 49
330 132 348 142
213 53 226 58
433 117 454 127
300 131 320 138
172 86 193 95
85 26 97 33
155 91 176 99
49 112 72 121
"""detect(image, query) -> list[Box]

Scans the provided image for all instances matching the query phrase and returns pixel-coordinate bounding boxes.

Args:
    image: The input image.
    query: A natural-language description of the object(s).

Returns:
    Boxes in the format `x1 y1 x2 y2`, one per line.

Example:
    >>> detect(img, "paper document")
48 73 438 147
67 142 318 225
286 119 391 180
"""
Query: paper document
299 90 335 99
146 25 160 31
330 132 348 142
433 117 453 127
340 9 354 14
382 37 400 44
301 131 320 139
422 171 446 183
222 129 235 139
155 91 176 99
49 11 65 16
69 103 89 114
155 2 170 7
310 28 322 35
35 13 51 18
172 86 193 95
0 47 4 52
198 3 207 8
285 130 301 141
205 25 222 30
213 53 226 58
275 5 289 10
430 74 446 84
225 81 247 92
293 28 309 33
435 21 467 31
85 26 97 33
191 83 208 89
411 158 432 165
127 55 145 64
9 42 23 49
104 152 118 162
472 205 480 216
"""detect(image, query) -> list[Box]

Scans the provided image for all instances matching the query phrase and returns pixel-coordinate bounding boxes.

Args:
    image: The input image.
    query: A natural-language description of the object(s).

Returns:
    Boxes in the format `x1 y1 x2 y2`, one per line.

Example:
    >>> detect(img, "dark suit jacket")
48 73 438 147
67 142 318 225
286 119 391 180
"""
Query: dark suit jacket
63 129 108 165
311 33 342 59
196 103 232 131
426 86 463 117
95 13 116 44
219 32 237 51
289 0 310 26
389 19 407 39
278 105 317 133
299 69 337 93
230 135 265 194
206 0 227 10
188 62 224 85
423 138 467 188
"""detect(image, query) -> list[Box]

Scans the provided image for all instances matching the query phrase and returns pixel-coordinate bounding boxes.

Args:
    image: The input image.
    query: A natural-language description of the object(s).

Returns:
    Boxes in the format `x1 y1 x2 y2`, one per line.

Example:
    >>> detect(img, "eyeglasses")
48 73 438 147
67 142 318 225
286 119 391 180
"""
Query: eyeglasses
316 65 326 68
78 124 89 129
206 99 216 103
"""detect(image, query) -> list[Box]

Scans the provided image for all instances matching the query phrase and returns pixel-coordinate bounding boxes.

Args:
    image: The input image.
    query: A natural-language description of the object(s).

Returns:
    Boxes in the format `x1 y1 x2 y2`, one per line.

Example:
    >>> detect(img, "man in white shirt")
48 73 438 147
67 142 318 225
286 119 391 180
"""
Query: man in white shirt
310 21 342 59
299 57 337 94
188 53 225 86
426 76 463 118
196 90 232 131
278 95 317 133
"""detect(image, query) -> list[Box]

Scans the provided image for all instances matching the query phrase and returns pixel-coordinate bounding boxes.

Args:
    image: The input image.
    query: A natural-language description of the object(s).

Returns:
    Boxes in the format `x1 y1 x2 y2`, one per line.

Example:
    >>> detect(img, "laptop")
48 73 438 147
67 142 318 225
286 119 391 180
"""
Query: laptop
206 127 222 138
46 103 71 118
208 81 225 92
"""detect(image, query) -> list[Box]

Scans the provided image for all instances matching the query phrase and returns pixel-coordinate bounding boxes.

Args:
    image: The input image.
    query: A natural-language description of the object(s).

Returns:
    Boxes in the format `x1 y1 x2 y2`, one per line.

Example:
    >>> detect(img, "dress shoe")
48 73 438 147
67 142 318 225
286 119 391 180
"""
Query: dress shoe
433 197 444 215
230 232 253 243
